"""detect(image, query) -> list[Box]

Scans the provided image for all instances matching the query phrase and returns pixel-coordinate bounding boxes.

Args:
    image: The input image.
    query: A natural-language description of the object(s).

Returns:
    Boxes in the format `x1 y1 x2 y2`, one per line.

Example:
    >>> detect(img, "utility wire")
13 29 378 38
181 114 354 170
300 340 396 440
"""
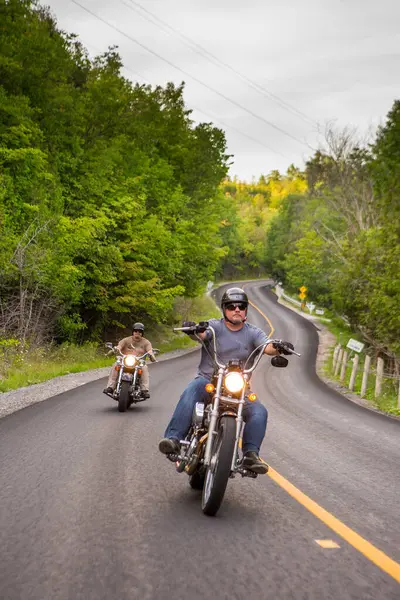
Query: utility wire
123 0 316 127
70 0 308 148
77 29 285 156
189 106 288 158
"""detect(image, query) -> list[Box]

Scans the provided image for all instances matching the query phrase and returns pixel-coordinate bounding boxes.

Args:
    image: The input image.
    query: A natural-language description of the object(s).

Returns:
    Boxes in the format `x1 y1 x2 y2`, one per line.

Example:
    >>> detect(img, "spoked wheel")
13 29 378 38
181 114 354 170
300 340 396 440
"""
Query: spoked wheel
118 381 130 412
201 416 236 516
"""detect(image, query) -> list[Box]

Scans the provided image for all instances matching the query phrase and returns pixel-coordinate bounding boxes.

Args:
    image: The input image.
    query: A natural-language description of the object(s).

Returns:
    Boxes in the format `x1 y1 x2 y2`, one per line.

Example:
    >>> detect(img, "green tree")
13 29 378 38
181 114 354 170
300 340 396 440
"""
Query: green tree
0 0 231 342
371 100 400 226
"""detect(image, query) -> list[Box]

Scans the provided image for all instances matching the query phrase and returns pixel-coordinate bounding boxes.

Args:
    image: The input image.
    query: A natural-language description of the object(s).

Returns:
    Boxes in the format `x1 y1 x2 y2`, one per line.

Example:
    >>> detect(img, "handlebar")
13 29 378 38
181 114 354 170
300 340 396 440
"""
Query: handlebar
173 321 209 333
105 345 159 361
173 323 300 372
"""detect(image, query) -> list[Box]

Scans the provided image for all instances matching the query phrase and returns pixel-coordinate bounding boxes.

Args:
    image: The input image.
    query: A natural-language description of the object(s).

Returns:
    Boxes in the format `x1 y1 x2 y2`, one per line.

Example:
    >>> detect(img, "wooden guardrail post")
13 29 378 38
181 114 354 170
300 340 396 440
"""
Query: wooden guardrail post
340 350 348 382
349 354 359 392
335 347 343 376
375 357 384 398
332 345 340 373
360 355 371 397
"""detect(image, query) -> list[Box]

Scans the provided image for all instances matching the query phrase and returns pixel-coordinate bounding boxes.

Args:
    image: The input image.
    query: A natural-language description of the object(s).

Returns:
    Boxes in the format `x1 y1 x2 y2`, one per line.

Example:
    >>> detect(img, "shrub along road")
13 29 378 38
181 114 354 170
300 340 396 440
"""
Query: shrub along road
0 281 399 599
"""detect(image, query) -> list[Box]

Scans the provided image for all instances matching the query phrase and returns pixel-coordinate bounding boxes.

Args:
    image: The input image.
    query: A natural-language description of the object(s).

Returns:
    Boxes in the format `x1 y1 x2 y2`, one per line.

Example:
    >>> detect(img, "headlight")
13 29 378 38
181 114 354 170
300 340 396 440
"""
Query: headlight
124 355 136 367
224 372 244 393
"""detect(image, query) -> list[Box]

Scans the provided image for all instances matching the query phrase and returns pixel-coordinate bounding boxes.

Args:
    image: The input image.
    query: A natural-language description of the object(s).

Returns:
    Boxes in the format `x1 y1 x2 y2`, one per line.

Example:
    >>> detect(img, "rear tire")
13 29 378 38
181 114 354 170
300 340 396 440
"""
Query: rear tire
118 381 130 412
201 416 236 516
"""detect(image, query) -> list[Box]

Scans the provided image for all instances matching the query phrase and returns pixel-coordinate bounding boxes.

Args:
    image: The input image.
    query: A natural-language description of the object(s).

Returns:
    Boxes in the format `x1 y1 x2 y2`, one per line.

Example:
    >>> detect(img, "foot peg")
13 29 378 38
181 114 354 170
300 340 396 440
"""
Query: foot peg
237 467 258 478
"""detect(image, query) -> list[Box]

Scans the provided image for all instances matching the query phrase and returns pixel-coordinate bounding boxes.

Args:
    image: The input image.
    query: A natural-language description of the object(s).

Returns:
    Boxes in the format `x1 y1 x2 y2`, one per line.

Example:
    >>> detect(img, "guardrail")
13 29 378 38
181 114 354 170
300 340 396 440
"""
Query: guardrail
332 345 400 408
281 291 302 307
275 284 326 315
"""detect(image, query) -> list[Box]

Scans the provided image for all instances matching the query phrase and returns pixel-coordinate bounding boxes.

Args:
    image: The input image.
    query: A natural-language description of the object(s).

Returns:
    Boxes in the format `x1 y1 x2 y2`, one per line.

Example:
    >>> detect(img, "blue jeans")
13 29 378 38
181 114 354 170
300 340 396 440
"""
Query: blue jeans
164 376 268 454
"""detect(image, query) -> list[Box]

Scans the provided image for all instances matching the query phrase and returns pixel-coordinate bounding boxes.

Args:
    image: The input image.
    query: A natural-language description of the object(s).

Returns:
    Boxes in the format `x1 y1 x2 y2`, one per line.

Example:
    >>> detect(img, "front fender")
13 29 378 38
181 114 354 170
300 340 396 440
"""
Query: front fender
219 411 237 419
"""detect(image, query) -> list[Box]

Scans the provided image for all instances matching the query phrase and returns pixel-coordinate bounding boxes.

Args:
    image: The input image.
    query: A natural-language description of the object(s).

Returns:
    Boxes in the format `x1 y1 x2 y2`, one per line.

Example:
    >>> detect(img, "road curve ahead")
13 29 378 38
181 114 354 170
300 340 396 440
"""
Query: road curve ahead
0 280 399 600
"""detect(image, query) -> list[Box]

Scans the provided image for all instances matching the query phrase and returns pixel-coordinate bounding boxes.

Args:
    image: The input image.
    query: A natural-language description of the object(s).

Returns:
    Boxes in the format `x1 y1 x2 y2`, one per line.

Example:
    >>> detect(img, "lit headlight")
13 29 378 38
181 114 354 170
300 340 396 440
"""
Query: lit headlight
224 372 244 393
124 355 136 367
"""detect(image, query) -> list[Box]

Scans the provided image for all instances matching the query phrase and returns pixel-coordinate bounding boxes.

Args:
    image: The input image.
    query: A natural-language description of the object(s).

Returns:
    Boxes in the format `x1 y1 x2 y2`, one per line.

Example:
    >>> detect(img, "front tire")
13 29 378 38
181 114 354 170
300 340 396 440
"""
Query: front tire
201 416 236 516
118 381 130 412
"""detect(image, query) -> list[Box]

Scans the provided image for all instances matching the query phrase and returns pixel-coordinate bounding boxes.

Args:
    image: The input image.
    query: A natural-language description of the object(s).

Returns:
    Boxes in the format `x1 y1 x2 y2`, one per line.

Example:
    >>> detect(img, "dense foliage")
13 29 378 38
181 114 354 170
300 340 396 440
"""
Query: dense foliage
218 169 307 278
264 109 400 360
0 0 231 342
1 1 398 366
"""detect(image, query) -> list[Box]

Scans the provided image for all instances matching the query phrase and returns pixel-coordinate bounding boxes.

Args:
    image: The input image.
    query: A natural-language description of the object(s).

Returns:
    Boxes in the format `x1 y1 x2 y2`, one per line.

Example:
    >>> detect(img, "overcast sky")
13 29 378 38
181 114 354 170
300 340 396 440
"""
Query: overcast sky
41 0 400 180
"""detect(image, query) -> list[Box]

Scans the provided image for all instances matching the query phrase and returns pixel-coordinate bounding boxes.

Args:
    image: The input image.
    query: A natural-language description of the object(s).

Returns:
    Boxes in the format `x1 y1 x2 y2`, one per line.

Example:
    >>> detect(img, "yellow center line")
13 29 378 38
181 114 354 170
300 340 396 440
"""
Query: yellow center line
242 284 274 337
268 467 400 584
248 299 274 338
241 285 400 584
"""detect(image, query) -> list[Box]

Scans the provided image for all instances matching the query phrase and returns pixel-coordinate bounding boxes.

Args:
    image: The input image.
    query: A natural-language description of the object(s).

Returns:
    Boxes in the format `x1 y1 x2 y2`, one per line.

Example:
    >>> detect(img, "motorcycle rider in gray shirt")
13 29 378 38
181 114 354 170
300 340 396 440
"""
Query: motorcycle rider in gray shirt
158 287 292 474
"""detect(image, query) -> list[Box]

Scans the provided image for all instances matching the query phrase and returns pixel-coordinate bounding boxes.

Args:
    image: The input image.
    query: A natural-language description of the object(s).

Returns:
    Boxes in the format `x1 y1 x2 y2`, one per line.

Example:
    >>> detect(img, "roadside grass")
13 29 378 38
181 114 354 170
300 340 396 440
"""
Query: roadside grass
0 294 221 393
0 342 112 392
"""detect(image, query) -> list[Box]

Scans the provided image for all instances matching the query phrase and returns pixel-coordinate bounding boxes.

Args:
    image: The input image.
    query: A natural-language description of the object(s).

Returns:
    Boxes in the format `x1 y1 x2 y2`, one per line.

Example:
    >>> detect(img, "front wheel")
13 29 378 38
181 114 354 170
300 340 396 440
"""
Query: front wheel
118 381 130 412
201 416 236 516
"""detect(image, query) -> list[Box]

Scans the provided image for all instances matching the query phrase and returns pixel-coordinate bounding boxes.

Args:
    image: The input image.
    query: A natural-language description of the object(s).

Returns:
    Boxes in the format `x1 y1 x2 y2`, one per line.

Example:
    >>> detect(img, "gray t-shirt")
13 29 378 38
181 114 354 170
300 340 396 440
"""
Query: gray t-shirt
197 318 269 380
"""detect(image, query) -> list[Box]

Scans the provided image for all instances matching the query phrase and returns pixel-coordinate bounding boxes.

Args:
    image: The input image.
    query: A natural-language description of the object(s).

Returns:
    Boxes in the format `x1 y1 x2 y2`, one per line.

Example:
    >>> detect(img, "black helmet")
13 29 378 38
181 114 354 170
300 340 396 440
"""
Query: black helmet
132 322 144 333
220 287 248 309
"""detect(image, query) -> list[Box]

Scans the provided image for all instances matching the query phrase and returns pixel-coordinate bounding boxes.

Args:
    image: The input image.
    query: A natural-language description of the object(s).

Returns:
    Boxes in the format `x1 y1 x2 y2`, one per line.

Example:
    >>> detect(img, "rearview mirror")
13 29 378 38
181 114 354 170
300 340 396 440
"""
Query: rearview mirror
105 342 113 349
153 348 160 355
271 356 288 368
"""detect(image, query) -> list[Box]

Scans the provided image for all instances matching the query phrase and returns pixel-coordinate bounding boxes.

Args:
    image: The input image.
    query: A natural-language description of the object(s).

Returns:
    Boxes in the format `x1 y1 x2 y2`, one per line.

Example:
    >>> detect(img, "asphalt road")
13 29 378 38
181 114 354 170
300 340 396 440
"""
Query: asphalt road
1 281 399 600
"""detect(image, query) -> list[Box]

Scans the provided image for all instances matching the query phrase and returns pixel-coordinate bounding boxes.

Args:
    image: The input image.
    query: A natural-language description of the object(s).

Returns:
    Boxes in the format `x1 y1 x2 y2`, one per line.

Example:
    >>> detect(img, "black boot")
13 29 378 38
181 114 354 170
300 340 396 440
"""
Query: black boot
141 390 150 399
158 437 180 455
243 451 269 474
103 386 114 395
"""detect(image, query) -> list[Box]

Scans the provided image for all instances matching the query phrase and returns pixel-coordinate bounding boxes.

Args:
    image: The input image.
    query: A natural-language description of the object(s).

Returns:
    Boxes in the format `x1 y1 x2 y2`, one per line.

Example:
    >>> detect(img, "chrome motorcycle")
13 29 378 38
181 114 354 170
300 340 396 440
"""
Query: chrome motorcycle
105 343 159 412
167 322 299 516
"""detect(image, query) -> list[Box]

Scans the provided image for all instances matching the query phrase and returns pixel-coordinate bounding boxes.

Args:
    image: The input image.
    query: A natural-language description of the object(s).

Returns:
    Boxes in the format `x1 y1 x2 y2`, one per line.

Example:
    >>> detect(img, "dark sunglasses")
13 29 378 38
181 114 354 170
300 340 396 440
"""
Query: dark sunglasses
225 302 247 311
133 329 143 334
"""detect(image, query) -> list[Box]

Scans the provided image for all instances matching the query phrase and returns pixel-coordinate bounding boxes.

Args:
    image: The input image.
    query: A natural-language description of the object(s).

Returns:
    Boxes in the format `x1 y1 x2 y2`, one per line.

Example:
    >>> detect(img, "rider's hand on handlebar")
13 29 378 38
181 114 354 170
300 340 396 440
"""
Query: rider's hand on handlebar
273 340 295 355
181 320 209 335
195 321 209 333
182 320 196 335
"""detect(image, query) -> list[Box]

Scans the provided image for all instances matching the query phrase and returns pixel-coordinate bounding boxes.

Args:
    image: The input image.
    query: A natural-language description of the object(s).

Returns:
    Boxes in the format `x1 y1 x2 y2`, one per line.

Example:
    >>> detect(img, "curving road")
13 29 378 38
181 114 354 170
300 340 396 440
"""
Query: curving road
0 281 399 599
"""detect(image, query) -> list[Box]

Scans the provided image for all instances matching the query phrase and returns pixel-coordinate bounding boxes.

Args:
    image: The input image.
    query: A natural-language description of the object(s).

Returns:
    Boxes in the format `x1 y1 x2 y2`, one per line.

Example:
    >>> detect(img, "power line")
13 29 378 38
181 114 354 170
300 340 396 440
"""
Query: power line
123 0 316 127
189 106 288 158
77 27 285 157
70 0 308 148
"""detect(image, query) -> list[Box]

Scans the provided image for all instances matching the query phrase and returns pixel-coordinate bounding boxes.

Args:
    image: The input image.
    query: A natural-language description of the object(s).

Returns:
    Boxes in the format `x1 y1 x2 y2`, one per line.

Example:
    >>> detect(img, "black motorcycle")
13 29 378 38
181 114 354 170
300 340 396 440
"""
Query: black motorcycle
166 322 299 516
105 343 159 412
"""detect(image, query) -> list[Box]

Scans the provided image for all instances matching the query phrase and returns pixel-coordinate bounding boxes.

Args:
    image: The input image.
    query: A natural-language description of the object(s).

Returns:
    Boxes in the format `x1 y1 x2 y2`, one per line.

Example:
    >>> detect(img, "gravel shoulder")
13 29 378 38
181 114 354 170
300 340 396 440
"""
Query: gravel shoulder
0 345 200 419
